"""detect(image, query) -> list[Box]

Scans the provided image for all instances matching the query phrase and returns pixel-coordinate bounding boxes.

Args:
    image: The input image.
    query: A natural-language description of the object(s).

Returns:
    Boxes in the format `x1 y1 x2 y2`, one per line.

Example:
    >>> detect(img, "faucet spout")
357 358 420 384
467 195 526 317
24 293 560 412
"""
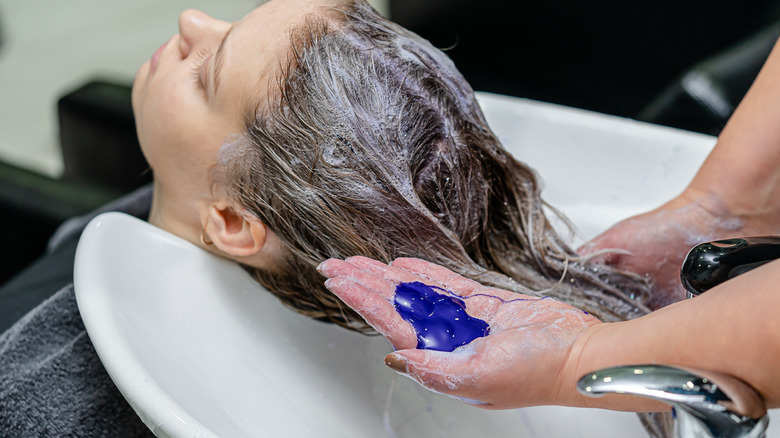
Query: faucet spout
577 365 768 437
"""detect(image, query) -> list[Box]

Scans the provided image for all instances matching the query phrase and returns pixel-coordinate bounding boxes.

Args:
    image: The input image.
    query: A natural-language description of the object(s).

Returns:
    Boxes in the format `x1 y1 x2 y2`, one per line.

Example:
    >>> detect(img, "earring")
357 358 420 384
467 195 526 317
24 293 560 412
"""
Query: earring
201 229 213 246
201 217 213 246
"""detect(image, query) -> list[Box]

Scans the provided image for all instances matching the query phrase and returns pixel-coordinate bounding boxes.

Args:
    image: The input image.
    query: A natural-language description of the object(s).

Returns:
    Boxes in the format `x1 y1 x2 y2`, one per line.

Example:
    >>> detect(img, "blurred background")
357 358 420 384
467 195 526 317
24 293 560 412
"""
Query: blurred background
1 0 779 285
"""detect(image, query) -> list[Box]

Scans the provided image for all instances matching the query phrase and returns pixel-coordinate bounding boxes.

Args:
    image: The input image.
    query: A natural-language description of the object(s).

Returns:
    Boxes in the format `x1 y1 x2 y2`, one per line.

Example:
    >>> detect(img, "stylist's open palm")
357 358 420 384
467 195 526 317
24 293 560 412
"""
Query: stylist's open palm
318 256 600 409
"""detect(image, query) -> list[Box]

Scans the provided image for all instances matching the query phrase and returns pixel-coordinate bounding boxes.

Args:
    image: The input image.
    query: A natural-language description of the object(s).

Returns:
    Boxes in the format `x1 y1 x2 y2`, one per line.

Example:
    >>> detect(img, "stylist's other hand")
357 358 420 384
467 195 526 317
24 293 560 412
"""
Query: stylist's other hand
580 190 779 309
318 256 600 409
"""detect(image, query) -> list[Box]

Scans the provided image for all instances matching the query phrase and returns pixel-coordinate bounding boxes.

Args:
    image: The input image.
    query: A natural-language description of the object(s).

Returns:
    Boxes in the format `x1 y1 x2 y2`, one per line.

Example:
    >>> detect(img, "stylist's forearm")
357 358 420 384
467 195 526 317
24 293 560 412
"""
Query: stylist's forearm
562 260 780 411
686 37 780 216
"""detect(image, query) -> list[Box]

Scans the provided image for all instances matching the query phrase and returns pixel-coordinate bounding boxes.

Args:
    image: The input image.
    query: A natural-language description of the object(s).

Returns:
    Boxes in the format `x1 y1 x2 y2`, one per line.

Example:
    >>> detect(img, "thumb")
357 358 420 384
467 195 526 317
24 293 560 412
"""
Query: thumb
384 352 409 374
577 226 616 255
577 229 634 265
577 239 602 256
578 235 619 261
384 349 473 394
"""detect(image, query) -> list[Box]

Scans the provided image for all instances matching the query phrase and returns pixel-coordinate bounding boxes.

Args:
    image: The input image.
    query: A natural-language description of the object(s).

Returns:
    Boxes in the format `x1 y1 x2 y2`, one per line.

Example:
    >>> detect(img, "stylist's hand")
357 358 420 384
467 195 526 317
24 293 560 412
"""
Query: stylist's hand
579 195 714 309
581 188 780 309
318 256 601 409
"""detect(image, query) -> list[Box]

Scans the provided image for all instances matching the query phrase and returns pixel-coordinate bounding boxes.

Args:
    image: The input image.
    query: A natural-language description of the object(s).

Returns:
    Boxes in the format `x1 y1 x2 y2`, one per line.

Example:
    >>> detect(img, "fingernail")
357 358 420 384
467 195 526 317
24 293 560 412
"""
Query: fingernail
317 259 334 276
384 353 408 374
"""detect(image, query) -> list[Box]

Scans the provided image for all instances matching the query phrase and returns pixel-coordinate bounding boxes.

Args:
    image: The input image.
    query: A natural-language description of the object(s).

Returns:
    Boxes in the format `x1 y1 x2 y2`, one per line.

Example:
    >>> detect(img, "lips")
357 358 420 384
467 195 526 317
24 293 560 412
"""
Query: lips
150 40 169 74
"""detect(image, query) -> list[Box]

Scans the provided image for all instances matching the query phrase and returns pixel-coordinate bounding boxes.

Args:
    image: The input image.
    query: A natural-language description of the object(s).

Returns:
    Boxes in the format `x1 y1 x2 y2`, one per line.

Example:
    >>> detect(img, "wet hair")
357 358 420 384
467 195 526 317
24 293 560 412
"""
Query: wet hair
220 0 653 332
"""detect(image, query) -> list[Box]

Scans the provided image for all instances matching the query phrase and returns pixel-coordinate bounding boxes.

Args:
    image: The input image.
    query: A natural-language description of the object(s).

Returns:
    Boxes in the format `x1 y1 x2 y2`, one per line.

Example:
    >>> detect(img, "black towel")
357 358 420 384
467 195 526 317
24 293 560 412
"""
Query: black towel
0 285 154 437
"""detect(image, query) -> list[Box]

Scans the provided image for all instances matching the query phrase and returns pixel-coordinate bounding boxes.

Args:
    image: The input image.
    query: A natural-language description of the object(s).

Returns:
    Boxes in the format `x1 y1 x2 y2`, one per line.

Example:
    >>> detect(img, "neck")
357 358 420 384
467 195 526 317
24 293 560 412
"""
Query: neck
148 181 207 249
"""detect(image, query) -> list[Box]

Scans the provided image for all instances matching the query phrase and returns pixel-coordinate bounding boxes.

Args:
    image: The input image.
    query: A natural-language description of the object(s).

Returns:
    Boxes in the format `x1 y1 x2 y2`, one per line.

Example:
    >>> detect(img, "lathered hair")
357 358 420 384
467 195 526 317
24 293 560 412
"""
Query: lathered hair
219 0 654 330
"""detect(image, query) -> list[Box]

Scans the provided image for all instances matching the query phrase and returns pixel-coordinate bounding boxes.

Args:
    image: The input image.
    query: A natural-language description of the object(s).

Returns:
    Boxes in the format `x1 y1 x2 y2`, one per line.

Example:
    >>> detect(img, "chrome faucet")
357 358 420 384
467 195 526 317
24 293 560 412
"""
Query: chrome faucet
576 237 774 436
577 364 768 437
575 237 775 436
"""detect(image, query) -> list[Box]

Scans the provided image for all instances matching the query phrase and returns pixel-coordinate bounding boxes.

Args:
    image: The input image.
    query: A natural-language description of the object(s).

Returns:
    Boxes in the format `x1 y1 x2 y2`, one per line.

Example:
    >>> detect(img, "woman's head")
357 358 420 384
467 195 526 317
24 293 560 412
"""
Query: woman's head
131 0 325 249
133 0 652 331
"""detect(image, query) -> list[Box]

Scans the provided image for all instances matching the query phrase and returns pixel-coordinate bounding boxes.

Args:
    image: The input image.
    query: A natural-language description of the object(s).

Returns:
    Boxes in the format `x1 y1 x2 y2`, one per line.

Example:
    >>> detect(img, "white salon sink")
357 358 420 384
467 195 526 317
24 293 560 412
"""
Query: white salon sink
74 92 776 437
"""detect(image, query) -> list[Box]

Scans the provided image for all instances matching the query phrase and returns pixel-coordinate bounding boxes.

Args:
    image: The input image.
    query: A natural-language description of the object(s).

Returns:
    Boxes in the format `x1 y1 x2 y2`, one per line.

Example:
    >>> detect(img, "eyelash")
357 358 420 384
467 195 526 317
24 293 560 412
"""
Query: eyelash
189 48 210 91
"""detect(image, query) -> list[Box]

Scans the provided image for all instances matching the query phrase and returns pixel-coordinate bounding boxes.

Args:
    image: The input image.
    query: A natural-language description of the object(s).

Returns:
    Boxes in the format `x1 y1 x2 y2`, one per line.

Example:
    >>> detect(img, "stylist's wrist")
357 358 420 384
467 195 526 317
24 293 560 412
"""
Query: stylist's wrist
684 137 780 233
554 323 605 408
556 322 670 412
680 182 780 238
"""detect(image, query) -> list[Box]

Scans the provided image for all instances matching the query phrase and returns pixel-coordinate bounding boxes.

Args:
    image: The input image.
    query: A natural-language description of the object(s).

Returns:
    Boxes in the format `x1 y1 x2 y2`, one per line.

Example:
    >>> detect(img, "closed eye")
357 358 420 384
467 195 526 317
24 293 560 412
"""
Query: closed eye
189 49 211 94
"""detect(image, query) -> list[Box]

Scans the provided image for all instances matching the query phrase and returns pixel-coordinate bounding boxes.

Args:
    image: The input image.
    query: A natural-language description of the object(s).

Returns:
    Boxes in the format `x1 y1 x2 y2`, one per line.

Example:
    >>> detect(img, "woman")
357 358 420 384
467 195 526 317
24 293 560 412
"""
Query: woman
135 0 652 332
0 0 661 435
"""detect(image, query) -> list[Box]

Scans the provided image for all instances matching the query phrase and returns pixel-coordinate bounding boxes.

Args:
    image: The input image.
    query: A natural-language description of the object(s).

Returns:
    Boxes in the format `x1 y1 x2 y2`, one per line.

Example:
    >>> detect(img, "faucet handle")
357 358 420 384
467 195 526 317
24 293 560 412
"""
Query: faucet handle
577 365 768 437
681 236 780 298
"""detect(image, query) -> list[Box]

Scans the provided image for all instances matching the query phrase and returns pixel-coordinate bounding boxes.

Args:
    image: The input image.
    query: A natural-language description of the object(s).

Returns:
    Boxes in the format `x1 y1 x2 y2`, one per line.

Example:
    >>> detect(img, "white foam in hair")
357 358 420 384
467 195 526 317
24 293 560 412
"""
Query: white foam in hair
224 0 654 330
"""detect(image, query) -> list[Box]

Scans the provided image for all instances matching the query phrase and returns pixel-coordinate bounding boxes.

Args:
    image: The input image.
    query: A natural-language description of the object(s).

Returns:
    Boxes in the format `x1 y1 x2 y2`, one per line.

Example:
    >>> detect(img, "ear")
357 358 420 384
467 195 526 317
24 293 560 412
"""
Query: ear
203 204 267 257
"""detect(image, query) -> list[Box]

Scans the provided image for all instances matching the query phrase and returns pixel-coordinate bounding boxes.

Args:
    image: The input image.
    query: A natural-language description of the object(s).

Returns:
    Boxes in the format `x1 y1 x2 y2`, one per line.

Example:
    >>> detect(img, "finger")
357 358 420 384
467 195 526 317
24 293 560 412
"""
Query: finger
576 239 599 257
317 258 358 279
385 349 489 404
576 239 628 266
324 277 418 350
318 258 396 300
390 258 490 297
389 258 505 319
337 257 529 324
344 255 423 285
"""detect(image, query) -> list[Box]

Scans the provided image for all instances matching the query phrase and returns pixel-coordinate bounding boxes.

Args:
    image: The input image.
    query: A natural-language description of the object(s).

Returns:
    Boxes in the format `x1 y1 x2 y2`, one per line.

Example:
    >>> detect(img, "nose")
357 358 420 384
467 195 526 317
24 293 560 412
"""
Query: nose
177 9 230 58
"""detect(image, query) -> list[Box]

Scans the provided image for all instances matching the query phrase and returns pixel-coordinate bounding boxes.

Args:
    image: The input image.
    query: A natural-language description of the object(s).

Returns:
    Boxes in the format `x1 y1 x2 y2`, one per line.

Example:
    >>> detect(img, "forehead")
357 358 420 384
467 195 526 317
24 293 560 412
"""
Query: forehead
219 0 325 115
239 0 321 43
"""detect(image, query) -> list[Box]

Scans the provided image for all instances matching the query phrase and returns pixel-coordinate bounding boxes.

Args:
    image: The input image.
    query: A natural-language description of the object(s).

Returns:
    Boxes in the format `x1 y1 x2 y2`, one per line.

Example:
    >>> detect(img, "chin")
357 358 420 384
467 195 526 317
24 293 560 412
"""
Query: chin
131 72 152 129
131 62 150 104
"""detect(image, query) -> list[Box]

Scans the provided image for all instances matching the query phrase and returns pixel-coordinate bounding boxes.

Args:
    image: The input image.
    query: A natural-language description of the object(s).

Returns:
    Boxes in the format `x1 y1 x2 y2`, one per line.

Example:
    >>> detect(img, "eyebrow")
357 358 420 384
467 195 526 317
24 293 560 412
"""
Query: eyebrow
213 24 235 95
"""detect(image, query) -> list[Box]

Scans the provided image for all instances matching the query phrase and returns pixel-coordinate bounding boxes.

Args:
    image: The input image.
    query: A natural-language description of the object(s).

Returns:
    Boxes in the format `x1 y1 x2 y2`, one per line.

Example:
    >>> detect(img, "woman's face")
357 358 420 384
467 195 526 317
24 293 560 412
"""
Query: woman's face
131 0 320 233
